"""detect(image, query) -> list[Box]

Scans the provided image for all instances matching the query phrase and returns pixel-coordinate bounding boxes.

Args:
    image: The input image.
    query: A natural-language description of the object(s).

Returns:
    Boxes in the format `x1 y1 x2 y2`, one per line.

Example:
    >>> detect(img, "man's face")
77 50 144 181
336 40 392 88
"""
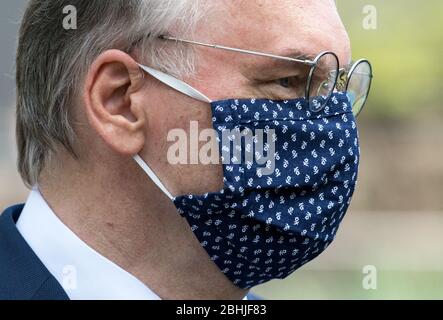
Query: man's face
138 0 351 197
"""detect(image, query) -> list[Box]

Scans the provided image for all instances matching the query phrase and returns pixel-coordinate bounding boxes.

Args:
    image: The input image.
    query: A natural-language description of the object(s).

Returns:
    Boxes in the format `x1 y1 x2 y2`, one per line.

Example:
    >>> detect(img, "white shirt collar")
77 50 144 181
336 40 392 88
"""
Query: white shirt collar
16 188 161 300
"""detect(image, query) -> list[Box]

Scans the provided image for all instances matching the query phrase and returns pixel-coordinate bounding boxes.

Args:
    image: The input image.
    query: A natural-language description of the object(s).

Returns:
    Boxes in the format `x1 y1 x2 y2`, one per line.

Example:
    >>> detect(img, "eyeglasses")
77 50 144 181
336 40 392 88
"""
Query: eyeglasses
160 36 373 117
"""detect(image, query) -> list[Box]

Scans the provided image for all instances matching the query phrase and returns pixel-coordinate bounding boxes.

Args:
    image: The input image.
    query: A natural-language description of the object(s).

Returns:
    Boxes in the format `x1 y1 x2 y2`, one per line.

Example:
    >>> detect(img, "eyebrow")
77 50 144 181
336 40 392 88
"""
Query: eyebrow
256 49 317 72
278 48 317 62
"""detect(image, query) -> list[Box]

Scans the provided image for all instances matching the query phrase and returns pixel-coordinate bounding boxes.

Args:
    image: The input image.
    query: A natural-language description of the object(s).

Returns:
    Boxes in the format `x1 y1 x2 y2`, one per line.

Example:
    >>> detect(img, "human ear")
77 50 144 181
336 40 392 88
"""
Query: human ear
83 49 146 156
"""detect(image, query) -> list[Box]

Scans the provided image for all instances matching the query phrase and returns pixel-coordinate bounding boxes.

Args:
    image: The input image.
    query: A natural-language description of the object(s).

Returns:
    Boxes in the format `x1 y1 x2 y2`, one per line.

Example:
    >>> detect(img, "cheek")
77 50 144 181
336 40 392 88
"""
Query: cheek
142 91 224 197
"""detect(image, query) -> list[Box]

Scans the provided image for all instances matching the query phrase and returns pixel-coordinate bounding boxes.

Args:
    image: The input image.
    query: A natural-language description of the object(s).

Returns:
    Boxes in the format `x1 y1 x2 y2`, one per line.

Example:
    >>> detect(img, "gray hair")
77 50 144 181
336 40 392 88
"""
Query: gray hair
16 0 209 186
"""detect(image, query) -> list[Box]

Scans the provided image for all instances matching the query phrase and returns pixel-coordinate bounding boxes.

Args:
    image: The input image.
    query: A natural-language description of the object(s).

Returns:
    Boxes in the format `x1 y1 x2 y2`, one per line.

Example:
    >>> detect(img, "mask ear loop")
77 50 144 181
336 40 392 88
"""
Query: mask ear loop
133 64 213 201
138 64 212 103
134 155 174 201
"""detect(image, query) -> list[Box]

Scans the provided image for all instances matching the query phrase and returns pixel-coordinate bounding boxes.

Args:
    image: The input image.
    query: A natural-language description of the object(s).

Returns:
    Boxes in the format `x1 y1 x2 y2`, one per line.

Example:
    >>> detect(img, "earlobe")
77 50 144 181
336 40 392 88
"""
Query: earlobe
83 50 146 156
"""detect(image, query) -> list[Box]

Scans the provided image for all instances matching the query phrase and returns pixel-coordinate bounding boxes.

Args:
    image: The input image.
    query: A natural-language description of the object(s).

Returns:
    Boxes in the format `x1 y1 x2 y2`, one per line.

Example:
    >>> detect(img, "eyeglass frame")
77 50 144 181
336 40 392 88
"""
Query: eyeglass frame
337 58 373 117
158 35 372 116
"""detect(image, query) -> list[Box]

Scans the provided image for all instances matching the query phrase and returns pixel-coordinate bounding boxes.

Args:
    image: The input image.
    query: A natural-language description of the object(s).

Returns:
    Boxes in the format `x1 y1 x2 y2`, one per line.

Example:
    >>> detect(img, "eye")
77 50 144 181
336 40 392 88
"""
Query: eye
267 75 306 99
278 77 291 88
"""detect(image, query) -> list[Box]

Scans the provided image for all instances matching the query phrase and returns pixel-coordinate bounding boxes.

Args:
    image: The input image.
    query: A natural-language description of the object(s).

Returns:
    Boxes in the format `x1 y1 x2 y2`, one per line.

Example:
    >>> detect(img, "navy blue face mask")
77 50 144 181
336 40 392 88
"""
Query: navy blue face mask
134 64 360 289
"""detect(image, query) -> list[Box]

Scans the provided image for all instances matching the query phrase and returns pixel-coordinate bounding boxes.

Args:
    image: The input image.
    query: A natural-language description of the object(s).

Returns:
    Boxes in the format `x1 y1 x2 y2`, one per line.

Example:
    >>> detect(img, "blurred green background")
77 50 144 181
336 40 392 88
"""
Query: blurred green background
345 0 443 119
0 0 442 299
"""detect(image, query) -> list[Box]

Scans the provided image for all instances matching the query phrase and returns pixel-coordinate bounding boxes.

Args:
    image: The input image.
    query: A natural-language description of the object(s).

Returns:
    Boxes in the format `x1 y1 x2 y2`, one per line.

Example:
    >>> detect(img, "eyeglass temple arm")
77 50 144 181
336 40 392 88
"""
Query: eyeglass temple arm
160 35 315 66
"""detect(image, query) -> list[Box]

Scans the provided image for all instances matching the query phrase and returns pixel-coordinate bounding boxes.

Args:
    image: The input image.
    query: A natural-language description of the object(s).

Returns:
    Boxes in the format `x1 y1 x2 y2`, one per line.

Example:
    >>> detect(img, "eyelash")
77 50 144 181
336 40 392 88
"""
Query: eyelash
278 77 291 88
275 76 303 89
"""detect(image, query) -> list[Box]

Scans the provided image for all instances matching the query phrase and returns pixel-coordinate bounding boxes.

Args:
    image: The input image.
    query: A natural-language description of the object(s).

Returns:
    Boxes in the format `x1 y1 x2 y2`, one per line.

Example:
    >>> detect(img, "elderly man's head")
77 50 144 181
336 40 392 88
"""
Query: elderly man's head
16 0 350 196
14 0 360 296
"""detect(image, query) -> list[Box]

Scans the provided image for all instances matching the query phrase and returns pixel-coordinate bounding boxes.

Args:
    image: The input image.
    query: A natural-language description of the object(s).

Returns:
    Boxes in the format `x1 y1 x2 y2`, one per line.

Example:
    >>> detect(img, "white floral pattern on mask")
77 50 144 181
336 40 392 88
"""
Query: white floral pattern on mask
174 92 360 289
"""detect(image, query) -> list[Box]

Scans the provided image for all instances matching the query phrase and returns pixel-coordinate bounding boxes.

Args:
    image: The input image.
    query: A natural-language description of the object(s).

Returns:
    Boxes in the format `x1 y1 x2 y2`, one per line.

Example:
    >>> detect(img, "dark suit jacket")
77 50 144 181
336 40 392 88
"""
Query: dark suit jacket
0 205 69 300
0 205 261 300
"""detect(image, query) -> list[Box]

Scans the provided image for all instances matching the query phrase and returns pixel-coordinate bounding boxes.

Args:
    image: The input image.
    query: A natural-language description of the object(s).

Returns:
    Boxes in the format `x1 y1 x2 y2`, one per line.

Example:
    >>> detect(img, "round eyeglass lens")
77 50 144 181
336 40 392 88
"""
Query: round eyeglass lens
346 60 372 116
308 52 339 113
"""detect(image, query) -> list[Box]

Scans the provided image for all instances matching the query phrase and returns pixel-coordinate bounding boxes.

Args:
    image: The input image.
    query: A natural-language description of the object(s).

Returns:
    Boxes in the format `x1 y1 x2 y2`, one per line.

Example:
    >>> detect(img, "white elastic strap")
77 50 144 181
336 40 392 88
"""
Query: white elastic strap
133 155 174 201
138 64 212 103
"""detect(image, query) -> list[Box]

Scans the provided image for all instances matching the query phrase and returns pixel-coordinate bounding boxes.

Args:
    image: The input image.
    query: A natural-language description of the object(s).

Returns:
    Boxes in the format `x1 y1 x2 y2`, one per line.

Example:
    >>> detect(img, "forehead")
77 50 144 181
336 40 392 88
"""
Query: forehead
205 0 350 65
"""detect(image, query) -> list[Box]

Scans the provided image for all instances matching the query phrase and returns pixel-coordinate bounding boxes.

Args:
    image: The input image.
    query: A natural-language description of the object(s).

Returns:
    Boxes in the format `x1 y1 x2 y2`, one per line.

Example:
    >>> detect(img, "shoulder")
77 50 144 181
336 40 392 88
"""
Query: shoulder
0 204 30 299
0 205 68 300
0 204 26 258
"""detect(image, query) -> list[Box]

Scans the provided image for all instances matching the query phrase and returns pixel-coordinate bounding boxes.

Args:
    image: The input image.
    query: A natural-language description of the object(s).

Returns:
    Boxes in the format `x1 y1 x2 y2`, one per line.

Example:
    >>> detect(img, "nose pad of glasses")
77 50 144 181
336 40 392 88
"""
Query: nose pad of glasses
317 81 333 96
309 81 333 113
309 97 325 113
